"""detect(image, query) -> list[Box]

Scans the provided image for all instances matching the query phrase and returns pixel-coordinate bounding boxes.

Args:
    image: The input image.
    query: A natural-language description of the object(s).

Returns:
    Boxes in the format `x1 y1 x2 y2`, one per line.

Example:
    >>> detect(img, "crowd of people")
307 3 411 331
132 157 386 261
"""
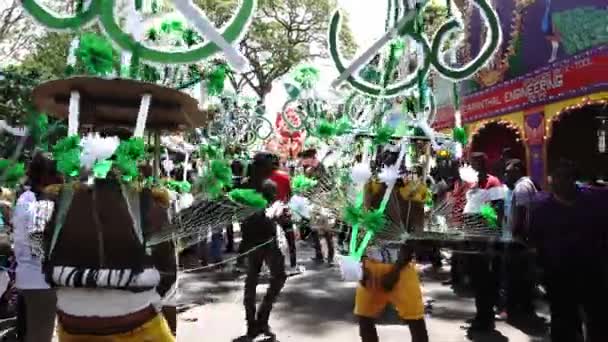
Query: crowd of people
192 145 607 342
0 141 606 342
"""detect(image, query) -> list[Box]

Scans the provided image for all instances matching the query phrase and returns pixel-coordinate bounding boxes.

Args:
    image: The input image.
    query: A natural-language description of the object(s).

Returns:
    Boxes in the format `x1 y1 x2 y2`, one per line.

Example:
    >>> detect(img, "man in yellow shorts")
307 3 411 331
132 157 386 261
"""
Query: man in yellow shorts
355 243 429 342
355 149 429 342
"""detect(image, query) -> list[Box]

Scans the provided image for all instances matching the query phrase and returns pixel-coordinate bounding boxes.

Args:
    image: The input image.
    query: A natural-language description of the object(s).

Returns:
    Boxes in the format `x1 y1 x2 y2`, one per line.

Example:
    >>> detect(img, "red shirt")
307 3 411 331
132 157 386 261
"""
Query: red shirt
269 170 291 202
478 174 502 190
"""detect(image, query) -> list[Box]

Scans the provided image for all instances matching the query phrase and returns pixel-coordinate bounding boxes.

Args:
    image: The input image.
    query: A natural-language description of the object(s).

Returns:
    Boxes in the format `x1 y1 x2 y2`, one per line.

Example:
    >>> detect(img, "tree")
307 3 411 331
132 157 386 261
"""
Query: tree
0 0 39 63
198 0 357 100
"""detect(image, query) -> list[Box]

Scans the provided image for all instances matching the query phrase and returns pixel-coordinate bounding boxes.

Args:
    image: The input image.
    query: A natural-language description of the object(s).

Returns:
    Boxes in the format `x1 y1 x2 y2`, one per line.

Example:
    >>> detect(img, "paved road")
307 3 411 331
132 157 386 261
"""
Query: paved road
177 244 550 342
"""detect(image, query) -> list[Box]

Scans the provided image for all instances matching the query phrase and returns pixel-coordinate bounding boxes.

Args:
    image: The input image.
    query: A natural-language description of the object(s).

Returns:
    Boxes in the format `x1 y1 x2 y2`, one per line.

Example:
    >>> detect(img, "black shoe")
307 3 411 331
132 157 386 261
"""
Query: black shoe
257 324 276 339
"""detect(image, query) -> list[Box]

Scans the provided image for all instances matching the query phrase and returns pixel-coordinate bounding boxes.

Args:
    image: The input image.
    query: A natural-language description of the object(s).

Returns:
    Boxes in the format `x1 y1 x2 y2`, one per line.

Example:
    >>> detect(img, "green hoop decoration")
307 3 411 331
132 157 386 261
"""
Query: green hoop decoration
328 0 502 97
429 0 501 80
22 0 100 30
22 0 256 65
328 10 431 98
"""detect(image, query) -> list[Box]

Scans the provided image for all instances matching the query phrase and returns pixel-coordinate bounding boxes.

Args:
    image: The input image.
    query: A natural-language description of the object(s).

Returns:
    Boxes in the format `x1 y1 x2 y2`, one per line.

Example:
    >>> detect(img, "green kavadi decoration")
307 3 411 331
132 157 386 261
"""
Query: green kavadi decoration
92 159 113 179
205 63 230 96
480 204 498 229
76 33 115 76
343 204 386 235
0 159 26 188
114 138 146 182
52 136 82 178
373 125 396 147
292 174 317 194
21 0 256 65
199 159 232 198
452 126 468 145
314 120 337 140
164 180 192 193
228 188 268 209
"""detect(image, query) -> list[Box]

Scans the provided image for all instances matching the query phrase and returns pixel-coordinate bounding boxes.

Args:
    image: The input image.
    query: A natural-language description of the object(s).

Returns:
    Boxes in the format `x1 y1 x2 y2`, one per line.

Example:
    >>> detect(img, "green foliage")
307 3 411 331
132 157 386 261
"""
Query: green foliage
0 159 25 188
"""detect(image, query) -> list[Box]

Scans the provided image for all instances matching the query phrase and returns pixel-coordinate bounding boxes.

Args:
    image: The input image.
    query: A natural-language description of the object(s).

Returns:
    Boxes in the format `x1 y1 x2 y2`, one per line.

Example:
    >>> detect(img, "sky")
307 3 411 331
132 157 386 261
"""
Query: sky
263 1 389 120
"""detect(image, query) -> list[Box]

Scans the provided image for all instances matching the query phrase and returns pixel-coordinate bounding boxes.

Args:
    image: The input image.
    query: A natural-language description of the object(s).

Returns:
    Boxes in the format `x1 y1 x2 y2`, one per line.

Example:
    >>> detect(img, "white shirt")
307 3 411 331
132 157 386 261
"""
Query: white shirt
504 177 536 236
12 190 50 289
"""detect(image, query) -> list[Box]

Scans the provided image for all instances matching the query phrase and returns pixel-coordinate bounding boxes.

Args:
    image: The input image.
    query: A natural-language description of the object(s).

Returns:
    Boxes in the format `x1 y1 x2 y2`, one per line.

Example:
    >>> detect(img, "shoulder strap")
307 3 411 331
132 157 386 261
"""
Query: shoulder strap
48 185 74 259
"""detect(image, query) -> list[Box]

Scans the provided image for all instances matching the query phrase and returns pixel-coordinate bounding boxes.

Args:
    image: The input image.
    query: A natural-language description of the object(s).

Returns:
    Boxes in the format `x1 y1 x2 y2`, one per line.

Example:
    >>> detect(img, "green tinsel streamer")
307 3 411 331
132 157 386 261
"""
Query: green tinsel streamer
452 126 468 145
76 33 115 76
361 209 386 235
480 204 498 229
314 119 337 140
114 138 146 182
292 174 318 194
52 136 82 178
293 66 320 90
228 189 268 209
335 116 353 136
199 160 232 198
373 125 395 147
165 180 192 193
205 64 229 96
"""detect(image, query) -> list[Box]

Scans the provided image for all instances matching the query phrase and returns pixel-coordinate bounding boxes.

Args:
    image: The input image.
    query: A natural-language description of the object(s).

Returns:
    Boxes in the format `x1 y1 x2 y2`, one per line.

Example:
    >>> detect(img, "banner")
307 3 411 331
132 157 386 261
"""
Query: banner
433 47 608 129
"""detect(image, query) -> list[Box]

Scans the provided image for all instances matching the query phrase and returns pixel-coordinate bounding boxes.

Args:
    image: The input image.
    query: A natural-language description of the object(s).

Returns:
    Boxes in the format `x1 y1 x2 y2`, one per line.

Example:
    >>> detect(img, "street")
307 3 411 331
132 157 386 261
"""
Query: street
177 243 550 342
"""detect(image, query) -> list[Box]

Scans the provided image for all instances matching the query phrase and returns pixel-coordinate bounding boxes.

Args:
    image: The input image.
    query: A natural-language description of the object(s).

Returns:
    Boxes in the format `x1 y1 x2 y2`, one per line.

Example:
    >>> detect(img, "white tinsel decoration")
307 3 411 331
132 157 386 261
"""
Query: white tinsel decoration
266 201 288 219
378 164 402 185
338 255 363 282
459 164 478 184
351 162 372 185
80 133 120 170
162 158 175 176
288 195 311 220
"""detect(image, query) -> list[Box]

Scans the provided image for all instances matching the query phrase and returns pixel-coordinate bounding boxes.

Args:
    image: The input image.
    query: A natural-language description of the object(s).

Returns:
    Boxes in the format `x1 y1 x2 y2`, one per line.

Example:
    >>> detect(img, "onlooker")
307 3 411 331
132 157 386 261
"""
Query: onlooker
466 152 504 333
499 159 541 325
13 153 60 342
493 147 513 183
529 160 608 342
